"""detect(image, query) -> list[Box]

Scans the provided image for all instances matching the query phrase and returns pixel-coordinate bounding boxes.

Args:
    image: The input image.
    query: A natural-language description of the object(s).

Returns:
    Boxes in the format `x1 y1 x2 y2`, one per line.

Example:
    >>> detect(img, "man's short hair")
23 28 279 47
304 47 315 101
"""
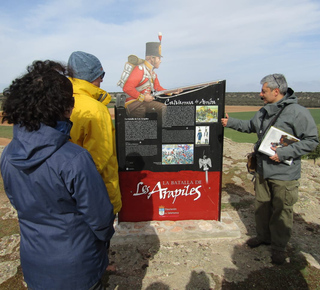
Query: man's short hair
260 74 288 95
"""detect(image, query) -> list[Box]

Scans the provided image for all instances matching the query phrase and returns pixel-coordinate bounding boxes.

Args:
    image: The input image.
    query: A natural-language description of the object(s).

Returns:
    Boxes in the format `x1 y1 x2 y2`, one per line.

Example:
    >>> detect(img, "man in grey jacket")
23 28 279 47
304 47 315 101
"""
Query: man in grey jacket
222 74 318 264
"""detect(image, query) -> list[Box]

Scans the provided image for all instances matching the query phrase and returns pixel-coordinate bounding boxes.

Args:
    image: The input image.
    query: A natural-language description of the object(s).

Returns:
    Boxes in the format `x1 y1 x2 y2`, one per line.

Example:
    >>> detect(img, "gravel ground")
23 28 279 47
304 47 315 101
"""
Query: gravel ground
1 138 320 289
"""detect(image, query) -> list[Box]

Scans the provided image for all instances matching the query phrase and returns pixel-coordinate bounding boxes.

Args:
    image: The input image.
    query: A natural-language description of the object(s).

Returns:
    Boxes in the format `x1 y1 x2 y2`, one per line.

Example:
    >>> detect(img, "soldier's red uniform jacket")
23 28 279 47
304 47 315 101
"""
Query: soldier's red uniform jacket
123 61 165 105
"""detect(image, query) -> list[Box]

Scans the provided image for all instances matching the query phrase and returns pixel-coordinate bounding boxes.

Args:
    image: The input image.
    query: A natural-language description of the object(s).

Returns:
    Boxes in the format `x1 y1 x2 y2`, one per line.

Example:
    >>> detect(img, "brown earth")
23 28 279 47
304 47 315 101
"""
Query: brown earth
224 106 261 112
0 137 319 289
0 138 11 146
0 104 320 289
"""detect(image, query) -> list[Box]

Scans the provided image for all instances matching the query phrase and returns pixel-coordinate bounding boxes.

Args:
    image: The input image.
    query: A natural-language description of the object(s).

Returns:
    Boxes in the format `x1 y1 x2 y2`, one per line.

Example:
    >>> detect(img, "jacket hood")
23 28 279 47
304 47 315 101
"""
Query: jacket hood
69 77 111 106
280 88 297 106
5 123 70 171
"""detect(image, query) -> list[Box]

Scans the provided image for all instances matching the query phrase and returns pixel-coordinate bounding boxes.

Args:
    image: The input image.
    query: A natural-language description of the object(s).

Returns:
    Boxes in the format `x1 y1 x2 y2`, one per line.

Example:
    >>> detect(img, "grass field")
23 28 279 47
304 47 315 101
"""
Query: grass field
0 126 13 139
224 108 320 143
223 111 257 143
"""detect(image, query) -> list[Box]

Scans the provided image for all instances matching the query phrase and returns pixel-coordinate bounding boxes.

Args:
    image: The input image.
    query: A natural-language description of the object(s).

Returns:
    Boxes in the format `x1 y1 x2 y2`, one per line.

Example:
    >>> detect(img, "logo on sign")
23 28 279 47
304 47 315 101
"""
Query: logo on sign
159 206 165 216
133 181 202 204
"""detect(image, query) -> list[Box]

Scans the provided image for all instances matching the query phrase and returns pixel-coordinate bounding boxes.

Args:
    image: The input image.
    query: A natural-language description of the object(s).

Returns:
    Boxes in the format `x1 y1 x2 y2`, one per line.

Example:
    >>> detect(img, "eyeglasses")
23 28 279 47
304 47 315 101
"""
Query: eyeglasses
272 74 280 88
100 72 105 80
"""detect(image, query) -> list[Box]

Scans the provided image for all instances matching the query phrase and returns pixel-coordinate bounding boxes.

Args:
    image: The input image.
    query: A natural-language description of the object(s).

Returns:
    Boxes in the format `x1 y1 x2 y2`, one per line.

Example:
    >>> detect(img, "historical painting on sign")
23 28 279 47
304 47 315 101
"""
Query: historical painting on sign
196 106 218 123
162 144 194 165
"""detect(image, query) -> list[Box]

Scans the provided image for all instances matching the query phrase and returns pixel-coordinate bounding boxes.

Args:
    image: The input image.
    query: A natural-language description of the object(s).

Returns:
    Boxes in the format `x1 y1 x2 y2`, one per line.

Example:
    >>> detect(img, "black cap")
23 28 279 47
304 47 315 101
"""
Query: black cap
145 42 162 57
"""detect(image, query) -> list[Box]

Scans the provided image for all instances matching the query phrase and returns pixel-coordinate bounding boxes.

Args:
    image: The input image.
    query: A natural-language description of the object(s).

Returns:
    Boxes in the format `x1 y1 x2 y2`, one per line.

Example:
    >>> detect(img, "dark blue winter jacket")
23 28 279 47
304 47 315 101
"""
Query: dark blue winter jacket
0 123 114 290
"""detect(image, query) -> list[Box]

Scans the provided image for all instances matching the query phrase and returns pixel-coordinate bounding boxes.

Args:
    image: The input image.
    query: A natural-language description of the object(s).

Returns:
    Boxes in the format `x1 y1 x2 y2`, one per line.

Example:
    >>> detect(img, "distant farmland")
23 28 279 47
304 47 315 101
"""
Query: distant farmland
223 92 320 107
1 91 320 108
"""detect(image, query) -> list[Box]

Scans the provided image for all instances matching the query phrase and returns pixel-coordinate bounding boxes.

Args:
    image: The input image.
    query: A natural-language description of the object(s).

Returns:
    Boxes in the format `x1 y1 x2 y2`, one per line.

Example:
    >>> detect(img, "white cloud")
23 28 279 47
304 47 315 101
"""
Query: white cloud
1 0 319 92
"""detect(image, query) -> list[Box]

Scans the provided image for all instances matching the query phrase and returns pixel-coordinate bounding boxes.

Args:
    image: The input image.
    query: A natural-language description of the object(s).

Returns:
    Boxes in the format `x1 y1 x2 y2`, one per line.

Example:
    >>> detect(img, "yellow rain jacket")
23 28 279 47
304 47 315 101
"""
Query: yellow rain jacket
69 78 122 214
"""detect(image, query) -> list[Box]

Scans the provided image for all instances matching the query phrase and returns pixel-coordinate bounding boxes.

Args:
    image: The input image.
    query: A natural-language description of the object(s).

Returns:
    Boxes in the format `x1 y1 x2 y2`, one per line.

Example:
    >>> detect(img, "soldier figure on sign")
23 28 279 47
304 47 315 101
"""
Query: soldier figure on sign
122 34 166 118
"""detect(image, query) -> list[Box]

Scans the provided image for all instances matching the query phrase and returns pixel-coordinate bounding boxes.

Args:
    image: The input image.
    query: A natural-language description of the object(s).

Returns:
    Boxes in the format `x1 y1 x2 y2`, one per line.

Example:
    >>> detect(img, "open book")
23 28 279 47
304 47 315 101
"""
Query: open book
258 126 300 165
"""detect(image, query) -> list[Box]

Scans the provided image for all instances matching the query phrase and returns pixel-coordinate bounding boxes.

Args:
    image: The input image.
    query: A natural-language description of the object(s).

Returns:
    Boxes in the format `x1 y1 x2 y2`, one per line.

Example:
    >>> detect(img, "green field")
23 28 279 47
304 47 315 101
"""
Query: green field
0 126 13 139
223 112 257 143
224 108 320 143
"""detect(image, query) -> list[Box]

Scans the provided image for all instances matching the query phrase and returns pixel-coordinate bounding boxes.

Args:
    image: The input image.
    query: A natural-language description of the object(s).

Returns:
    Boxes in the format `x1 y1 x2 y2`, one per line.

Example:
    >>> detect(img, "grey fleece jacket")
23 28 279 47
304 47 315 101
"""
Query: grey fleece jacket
226 88 319 180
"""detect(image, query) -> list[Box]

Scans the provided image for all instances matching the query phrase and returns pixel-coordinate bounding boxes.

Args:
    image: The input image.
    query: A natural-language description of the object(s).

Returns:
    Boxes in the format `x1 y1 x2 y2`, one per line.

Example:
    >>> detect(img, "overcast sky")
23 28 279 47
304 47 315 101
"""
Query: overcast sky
1 0 320 93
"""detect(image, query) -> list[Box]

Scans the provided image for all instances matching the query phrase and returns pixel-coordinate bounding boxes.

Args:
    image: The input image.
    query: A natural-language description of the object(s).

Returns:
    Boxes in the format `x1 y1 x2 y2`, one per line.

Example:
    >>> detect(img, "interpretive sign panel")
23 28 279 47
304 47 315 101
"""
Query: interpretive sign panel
115 80 226 222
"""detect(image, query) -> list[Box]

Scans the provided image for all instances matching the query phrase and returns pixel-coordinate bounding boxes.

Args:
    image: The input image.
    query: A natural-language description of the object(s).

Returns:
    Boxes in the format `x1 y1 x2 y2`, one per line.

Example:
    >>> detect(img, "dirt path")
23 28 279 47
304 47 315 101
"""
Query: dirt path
0 138 11 146
224 105 261 112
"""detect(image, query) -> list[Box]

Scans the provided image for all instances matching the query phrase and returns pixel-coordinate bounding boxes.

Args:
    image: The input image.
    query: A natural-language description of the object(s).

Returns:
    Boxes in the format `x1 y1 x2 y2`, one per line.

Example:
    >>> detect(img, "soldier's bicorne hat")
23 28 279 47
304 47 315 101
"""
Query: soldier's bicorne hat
145 42 162 57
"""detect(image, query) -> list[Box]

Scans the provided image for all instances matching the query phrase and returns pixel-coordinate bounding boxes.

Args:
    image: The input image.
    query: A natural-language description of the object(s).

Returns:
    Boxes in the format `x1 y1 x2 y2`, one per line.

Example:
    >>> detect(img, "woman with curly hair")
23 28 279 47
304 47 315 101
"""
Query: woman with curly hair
0 60 114 290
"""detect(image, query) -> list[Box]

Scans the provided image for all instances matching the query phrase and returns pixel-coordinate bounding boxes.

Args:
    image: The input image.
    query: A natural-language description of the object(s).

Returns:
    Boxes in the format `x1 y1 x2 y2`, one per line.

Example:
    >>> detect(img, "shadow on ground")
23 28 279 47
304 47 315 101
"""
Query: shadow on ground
221 183 320 289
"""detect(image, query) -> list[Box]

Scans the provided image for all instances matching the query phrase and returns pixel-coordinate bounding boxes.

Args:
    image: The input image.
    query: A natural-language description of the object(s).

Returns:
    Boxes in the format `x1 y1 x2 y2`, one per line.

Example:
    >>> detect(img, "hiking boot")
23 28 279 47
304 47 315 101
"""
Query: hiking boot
271 249 287 265
246 237 271 248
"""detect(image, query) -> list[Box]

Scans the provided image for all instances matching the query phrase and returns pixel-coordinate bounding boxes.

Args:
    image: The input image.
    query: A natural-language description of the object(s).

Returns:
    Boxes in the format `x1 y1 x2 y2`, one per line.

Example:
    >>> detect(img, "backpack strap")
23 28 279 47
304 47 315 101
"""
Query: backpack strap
135 65 154 93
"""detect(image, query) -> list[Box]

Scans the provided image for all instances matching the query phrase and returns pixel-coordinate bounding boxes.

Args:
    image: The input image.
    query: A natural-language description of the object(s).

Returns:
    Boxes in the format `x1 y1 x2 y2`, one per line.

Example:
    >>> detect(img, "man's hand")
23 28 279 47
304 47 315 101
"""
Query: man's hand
173 89 183 94
221 113 229 127
269 146 280 162
144 93 154 102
